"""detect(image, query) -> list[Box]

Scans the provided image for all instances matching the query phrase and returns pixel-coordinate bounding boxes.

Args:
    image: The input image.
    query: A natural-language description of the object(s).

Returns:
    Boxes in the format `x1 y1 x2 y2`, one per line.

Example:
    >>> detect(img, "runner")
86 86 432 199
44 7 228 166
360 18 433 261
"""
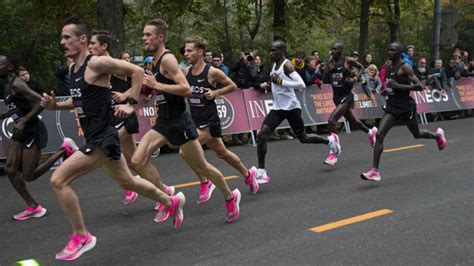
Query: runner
41 16 185 261
131 19 241 223
255 40 341 184
322 42 377 166
88 30 140 205
182 35 259 204
360 42 447 181
0 54 78 221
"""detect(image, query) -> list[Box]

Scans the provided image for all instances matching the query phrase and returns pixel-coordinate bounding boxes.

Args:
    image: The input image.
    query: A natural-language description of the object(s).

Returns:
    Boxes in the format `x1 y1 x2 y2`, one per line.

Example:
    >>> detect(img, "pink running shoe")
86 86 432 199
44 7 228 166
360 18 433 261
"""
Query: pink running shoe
324 152 338 166
154 203 170 223
55 232 97 261
154 192 186 229
13 204 47 221
256 168 270 184
226 189 241 223
360 168 381 181
328 133 342 156
122 190 138 206
196 181 216 204
154 183 176 211
61 138 79 160
245 166 259 194
436 128 447 150
368 127 378 148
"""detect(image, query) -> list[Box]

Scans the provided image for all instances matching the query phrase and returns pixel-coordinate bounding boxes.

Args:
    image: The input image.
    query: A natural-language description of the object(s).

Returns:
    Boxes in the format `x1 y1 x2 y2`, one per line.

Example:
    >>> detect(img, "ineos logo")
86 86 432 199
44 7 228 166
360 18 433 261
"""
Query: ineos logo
215 96 234 129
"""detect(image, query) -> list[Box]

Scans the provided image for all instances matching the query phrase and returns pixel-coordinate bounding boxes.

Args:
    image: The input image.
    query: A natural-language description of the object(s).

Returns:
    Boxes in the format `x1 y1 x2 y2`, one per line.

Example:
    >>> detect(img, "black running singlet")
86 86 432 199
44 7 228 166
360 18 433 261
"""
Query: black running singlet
330 60 353 98
153 52 186 119
4 79 39 124
386 61 414 109
110 75 131 107
69 54 114 141
186 64 218 123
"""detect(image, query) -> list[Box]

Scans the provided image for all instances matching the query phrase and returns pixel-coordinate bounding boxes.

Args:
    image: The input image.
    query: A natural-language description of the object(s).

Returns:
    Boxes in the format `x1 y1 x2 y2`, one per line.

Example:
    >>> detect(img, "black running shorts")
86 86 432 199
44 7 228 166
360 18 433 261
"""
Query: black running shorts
262 108 305 135
152 112 198 146
80 126 122 160
11 120 48 149
113 111 139 135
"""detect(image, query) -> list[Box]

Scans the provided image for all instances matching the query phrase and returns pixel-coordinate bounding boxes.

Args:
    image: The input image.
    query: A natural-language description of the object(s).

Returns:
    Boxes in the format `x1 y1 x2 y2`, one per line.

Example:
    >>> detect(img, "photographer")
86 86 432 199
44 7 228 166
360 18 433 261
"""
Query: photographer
231 50 257 89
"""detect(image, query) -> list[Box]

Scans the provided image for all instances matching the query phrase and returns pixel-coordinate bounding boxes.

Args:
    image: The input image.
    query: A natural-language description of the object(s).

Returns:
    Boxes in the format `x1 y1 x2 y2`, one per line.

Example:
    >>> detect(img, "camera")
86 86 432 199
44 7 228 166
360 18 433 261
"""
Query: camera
244 52 254 61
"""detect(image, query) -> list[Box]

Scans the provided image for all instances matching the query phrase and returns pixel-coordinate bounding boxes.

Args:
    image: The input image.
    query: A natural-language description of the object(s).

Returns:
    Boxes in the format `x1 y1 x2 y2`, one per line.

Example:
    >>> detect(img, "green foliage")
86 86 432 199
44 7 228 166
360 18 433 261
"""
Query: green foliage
1 0 473 91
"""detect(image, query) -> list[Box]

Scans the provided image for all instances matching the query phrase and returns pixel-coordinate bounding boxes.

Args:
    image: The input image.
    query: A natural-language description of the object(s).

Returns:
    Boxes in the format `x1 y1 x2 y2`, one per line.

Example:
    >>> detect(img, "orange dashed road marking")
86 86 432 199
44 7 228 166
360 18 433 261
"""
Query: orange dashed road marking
384 144 424 153
309 209 394 233
173 175 239 188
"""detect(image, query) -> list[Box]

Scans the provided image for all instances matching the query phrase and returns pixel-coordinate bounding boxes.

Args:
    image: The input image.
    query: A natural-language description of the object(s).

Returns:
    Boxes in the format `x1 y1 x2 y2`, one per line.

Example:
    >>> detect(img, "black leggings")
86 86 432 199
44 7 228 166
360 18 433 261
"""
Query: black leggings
5 140 65 207
371 112 437 169
256 109 328 169
328 102 370 134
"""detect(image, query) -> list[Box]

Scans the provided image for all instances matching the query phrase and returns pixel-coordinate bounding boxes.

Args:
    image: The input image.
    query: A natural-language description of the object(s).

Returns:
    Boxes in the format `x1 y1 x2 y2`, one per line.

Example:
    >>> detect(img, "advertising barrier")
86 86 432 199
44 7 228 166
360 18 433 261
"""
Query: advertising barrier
1 77 473 159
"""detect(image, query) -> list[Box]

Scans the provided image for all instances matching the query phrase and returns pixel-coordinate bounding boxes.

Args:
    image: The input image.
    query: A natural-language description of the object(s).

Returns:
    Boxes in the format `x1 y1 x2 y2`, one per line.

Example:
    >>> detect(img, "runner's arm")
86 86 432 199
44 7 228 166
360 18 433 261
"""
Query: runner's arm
387 64 423 91
208 67 237 97
280 62 305 90
12 79 43 124
144 54 191 97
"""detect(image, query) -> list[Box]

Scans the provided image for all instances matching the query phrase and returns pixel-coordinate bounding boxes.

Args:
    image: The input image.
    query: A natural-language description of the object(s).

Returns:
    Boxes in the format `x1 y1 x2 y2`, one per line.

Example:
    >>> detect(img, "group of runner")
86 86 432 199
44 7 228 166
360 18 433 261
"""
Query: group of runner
0 16 447 261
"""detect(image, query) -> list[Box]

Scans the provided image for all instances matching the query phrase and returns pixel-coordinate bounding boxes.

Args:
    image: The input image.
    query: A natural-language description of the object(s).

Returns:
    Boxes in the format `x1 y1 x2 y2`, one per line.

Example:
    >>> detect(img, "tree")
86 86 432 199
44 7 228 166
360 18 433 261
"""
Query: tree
273 0 286 41
387 0 400 42
359 0 371 54
97 0 125 57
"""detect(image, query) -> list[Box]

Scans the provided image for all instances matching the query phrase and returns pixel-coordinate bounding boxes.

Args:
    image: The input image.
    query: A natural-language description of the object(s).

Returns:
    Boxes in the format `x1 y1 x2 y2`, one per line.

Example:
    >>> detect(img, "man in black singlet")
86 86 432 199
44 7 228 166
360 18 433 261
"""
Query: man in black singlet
131 19 241 223
0 54 77 221
360 42 447 182
41 16 185 261
182 36 259 204
89 30 143 206
323 43 377 166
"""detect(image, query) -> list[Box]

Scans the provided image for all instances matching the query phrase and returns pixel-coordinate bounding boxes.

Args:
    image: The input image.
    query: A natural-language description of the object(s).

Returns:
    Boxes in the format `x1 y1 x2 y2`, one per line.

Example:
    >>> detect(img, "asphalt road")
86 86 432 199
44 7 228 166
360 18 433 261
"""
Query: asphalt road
1 118 473 265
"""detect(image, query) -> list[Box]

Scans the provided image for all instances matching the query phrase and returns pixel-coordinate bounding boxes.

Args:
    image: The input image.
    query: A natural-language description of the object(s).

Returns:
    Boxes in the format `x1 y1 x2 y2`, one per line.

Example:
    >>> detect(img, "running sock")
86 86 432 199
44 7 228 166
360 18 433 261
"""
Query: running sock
373 167 379 172
225 196 234 202
201 181 209 185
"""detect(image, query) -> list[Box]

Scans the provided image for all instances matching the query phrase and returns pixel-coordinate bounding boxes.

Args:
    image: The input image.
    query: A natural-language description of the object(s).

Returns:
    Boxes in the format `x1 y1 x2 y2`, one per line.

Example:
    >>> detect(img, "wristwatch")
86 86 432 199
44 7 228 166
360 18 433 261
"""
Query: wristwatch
127 97 138 105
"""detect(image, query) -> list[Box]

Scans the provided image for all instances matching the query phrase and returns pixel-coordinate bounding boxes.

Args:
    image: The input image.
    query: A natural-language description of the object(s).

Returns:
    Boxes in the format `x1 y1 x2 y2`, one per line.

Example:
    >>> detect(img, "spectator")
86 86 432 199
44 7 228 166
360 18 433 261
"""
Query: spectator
212 51 228 76
362 53 373 68
0 79 4 99
303 56 322 87
445 59 462 88
311 50 322 71
414 57 428 82
205 50 213 65
118 51 132 62
402 44 415 67
17 66 43 95
178 46 190 70
251 55 270 92
141 56 155 98
231 50 257 89
362 64 382 95
290 51 306 77
428 59 447 90
351 51 360 62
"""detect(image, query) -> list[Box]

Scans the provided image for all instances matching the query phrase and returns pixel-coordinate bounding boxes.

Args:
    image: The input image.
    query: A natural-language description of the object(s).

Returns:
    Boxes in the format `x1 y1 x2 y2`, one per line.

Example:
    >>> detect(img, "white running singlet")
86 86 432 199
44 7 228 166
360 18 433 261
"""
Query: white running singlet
270 59 302 111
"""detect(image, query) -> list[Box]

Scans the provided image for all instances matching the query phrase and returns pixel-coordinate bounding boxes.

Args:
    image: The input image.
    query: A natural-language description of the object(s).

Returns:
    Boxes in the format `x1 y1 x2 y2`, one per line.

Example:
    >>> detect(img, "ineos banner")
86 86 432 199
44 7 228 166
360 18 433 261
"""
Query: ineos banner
1 78 473 159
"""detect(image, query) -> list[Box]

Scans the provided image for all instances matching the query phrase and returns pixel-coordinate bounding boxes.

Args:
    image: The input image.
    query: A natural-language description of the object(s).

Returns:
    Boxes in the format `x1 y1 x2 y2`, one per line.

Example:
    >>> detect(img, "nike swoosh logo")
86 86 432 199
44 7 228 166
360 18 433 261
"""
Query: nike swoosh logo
115 121 126 129
75 77 82 82
26 138 35 148
198 79 206 82
85 148 92 153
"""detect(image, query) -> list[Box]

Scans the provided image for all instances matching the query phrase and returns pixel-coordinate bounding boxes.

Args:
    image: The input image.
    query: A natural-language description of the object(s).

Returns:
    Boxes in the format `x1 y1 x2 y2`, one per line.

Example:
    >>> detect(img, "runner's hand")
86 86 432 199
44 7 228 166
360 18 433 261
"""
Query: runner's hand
271 73 283 85
143 72 160 91
114 104 133 119
41 91 57 110
204 89 217 100
112 91 129 103
13 119 25 133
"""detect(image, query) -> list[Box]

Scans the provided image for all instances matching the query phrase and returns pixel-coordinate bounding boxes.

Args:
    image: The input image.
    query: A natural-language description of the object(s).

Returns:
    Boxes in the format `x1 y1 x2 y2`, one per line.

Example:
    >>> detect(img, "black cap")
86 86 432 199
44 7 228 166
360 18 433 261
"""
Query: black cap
351 51 360 56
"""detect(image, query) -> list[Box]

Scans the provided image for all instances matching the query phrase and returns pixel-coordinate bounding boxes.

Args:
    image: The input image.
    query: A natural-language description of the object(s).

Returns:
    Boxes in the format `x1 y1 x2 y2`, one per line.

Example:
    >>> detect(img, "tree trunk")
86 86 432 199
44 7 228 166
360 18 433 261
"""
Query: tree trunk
223 0 233 63
359 0 370 54
273 0 286 41
387 0 400 42
97 0 124 57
